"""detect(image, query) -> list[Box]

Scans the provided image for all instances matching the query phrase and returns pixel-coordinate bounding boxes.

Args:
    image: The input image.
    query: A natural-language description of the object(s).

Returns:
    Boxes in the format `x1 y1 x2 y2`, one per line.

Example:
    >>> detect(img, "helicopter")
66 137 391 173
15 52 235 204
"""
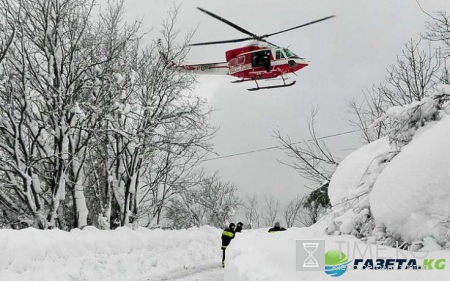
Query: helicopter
169 8 335 91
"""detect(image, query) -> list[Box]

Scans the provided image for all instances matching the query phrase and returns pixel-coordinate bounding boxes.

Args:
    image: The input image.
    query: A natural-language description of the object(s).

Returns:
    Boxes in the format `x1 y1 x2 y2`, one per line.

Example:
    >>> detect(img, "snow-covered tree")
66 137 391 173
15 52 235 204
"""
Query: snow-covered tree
372 95 443 148
0 1 214 230
0 1 15 66
137 141 209 226
166 171 240 229
0 0 111 228
275 108 339 187
283 196 302 228
424 10 450 57
348 39 445 143
244 194 260 229
98 6 213 228
261 195 280 227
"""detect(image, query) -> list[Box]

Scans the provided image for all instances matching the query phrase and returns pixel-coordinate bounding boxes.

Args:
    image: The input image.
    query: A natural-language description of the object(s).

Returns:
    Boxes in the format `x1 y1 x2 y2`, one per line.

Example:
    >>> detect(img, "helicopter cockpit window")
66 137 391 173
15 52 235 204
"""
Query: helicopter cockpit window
275 50 285 60
283 48 299 58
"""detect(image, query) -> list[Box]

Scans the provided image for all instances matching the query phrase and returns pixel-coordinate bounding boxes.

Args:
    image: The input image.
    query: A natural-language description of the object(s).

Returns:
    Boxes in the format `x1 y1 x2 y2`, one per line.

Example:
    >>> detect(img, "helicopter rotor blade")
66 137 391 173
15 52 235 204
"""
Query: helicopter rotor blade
197 7 257 38
262 15 336 38
189 37 253 46
193 8 335 47
264 40 279 48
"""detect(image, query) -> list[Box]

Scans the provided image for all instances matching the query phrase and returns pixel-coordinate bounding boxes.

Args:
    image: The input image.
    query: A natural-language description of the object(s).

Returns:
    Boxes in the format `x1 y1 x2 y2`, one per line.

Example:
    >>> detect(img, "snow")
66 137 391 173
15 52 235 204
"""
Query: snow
370 114 450 245
435 84 450 96
372 97 440 148
0 226 222 281
328 137 392 207
324 91 450 243
381 97 438 124
31 173 41 194
70 102 85 119
324 136 395 236
3 224 450 280
226 224 450 280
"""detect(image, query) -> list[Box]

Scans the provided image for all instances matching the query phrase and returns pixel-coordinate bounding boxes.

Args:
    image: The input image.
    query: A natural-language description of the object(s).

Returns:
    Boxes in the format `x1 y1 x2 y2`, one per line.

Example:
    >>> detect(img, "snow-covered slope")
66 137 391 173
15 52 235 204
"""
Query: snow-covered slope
325 87 450 246
324 137 393 236
226 225 450 281
328 137 392 207
371 114 450 245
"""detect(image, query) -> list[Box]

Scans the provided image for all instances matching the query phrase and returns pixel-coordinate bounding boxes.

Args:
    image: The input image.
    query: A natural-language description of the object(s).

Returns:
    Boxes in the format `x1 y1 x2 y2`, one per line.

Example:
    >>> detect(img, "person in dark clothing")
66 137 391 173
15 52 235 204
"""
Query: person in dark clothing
235 222 243 233
268 221 287 233
221 223 236 267
261 52 270 72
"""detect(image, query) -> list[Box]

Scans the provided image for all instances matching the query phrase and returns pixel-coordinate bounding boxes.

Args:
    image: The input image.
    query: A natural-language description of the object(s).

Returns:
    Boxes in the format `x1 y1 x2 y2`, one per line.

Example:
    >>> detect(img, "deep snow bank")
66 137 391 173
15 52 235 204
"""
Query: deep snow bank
371 115 450 244
325 137 393 236
325 86 450 245
225 226 450 281
328 137 392 207
0 226 221 281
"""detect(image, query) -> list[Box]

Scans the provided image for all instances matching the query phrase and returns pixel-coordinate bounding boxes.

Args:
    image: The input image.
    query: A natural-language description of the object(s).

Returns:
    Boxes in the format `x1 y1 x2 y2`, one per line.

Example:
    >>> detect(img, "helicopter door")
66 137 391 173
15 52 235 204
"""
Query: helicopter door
252 50 271 72
275 50 285 60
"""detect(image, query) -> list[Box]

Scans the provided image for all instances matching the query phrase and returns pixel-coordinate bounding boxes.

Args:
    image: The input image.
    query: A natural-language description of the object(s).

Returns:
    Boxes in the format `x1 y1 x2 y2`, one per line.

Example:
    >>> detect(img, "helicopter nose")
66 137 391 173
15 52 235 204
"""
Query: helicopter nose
288 60 297 67
289 58 309 68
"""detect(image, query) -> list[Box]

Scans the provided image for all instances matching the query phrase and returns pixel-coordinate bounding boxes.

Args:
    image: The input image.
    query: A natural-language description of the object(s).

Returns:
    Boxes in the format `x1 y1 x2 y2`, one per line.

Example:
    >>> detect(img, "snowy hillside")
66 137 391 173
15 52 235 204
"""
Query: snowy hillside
226 223 450 280
324 85 450 249
371 114 450 245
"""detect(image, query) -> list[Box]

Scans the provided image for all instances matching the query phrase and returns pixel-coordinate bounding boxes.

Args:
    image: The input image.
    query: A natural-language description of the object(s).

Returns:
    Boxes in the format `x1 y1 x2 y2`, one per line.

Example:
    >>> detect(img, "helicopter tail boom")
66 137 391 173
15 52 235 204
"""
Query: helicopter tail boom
157 39 228 75
174 62 229 75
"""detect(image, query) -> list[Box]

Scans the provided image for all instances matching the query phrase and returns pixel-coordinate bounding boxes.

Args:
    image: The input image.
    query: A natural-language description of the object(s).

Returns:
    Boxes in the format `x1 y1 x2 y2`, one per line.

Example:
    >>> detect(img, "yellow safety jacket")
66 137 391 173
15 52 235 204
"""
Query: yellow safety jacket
221 228 235 247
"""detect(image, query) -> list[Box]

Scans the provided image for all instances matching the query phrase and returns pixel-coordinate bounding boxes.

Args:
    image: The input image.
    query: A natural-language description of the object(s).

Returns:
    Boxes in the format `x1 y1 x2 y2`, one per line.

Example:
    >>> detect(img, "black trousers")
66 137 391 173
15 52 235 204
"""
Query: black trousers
221 246 226 263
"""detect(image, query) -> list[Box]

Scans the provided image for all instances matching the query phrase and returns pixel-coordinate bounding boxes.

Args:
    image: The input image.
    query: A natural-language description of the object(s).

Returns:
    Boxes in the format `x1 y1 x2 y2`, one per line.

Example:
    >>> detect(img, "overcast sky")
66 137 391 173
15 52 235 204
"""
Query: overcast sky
123 0 450 209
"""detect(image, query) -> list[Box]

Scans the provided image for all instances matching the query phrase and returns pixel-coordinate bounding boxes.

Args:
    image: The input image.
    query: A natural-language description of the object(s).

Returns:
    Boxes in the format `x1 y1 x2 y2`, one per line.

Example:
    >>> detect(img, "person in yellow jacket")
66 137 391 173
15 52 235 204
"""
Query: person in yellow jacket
221 223 236 267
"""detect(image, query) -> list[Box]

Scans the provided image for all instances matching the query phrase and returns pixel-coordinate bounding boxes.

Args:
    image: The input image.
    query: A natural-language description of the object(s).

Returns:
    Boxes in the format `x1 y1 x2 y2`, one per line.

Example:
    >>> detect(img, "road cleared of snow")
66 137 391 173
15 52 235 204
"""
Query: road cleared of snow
147 262 223 281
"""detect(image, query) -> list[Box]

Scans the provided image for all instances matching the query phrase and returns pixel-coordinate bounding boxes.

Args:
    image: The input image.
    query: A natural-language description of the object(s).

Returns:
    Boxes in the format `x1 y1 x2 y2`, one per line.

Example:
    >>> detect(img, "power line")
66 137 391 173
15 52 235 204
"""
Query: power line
202 129 361 162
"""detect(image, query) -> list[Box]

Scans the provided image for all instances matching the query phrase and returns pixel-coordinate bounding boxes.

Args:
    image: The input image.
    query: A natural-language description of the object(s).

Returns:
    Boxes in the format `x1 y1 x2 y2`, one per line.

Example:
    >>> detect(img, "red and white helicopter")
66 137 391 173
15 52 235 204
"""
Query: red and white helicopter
169 8 335 91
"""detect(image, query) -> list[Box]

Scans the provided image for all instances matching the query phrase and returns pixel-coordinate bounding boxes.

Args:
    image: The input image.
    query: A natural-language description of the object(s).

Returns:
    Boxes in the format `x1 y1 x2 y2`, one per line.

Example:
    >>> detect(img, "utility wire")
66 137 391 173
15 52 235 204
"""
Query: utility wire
202 129 361 162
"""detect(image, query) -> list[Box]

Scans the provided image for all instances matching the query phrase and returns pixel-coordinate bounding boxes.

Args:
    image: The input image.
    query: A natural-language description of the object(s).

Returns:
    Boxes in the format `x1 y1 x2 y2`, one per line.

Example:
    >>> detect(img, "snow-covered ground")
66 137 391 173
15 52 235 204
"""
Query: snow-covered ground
0 226 223 281
3 88 450 280
229 223 450 280
2 225 450 280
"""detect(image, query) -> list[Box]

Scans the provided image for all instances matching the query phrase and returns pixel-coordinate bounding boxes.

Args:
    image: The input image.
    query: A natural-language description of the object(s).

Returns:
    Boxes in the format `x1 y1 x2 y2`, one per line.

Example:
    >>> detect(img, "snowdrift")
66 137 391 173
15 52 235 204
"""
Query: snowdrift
0 226 221 281
325 137 393 236
326 86 450 247
328 137 392 208
371 115 450 245
225 226 450 281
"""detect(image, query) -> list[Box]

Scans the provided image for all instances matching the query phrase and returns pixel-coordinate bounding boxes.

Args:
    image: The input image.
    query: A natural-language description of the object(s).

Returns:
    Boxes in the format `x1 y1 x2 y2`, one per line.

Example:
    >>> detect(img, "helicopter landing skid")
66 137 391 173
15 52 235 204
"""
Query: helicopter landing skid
231 79 252 83
247 79 296 91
